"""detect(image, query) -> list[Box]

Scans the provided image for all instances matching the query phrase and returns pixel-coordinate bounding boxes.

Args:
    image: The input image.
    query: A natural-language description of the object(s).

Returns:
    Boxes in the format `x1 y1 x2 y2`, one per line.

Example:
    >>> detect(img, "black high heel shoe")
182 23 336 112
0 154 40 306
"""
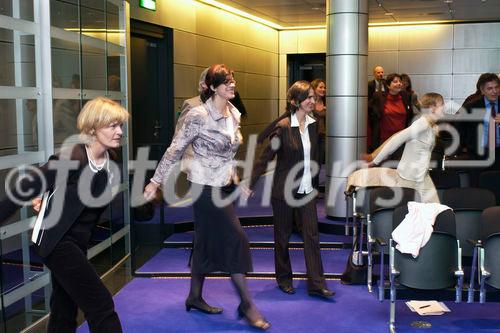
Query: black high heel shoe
237 304 271 330
185 298 223 314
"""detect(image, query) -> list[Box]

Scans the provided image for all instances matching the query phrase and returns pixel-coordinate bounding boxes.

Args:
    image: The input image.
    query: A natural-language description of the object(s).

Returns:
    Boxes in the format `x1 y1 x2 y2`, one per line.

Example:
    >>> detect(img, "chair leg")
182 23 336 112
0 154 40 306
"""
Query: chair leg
467 246 478 303
389 293 396 333
358 218 364 265
367 240 372 292
352 215 358 249
389 241 398 333
379 247 385 301
479 275 487 304
367 214 372 292
345 196 350 236
479 248 489 304
456 274 464 303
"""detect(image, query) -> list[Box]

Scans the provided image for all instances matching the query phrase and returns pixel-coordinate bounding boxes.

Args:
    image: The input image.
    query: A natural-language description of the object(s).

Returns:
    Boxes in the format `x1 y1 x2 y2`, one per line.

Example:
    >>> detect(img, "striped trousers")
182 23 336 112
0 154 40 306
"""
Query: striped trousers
271 196 326 291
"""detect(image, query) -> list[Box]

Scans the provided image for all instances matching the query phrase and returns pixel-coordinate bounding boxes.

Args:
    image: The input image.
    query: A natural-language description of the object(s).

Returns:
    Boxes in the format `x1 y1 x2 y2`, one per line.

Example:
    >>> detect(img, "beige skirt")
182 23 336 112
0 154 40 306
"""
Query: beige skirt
346 167 439 203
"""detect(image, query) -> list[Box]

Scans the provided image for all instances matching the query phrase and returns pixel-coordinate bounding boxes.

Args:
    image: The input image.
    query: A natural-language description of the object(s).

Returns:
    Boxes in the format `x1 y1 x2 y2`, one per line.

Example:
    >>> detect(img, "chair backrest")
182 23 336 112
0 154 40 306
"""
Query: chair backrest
393 207 458 290
370 207 400 245
454 210 482 256
354 186 382 216
442 188 496 210
484 234 500 289
442 188 495 256
481 207 500 289
479 171 500 205
369 187 420 213
368 187 419 243
429 169 461 190
392 206 456 236
480 206 500 241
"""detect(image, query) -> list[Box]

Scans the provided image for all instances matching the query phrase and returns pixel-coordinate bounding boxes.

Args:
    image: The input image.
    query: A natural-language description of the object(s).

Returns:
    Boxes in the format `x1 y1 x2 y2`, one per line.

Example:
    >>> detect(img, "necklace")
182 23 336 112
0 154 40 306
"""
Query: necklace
85 145 108 173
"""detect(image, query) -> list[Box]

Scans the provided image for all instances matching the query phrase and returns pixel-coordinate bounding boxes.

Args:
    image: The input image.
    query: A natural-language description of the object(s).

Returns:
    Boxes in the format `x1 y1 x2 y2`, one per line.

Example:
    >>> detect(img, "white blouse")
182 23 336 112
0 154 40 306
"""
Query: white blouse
291 113 316 194
372 115 436 183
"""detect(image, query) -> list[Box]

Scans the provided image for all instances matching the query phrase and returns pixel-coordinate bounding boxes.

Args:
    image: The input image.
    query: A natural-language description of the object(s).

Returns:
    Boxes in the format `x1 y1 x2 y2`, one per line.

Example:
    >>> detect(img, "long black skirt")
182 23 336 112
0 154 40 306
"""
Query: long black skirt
190 184 252 274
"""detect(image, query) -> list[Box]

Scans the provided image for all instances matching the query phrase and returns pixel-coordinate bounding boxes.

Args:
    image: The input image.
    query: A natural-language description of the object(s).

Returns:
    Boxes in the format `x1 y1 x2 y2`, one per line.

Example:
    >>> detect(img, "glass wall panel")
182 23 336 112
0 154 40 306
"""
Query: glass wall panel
0 0 34 21
51 38 81 89
0 1 129 331
50 0 79 30
52 98 81 146
81 2 107 91
0 99 38 156
106 2 124 92
0 29 36 87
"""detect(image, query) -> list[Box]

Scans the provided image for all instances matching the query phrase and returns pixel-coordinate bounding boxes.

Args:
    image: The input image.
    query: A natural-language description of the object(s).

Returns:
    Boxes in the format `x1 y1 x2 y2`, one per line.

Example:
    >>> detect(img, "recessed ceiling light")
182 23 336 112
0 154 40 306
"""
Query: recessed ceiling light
385 12 394 15
444 0 453 3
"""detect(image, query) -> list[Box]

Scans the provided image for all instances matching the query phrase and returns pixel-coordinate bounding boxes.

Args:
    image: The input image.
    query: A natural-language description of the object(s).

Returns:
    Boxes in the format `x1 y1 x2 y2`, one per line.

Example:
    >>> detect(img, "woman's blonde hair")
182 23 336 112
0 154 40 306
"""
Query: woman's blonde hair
77 97 129 135
419 92 444 109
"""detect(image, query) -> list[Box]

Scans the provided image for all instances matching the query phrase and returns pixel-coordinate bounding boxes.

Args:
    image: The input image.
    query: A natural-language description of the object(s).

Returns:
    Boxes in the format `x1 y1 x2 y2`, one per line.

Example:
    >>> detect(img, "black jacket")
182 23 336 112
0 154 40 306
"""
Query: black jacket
250 115 319 199
0 144 114 258
459 95 493 157
368 79 388 100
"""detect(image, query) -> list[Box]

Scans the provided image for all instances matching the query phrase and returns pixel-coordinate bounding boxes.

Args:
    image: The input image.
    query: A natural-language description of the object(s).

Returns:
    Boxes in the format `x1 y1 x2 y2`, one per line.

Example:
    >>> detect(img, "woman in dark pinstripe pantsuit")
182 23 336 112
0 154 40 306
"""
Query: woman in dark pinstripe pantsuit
248 81 334 299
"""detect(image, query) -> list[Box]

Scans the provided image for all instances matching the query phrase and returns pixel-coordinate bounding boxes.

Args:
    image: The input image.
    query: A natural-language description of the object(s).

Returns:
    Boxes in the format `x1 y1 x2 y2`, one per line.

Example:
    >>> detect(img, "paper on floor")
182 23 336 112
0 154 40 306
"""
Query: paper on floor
406 300 450 316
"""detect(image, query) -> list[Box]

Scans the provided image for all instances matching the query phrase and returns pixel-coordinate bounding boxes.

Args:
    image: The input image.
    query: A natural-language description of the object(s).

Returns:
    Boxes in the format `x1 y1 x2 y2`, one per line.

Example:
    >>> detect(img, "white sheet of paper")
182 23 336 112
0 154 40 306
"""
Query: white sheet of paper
31 191 49 244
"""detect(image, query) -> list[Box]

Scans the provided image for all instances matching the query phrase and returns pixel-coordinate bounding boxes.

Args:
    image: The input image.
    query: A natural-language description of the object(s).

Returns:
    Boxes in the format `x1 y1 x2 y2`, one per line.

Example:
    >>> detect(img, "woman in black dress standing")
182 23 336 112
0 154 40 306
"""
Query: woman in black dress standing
144 64 270 330
0 97 127 332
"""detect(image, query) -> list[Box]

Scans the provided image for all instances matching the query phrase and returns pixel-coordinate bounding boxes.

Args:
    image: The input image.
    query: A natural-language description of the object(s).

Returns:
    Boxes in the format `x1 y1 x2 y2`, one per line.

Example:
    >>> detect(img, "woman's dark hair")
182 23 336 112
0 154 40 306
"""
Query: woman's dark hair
385 73 402 87
257 80 312 143
401 73 413 93
200 64 234 102
286 80 312 114
477 73 500 92
311 78 326 105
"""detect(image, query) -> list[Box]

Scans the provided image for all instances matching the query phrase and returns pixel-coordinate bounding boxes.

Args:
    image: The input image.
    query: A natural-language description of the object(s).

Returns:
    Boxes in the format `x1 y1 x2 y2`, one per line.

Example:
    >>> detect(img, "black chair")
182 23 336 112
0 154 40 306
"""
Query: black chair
479 170 500 205
345 186 381 237
366 187 419 298
428 169 461 201
468 206 500 303
388 207 463 333
441 188 496 256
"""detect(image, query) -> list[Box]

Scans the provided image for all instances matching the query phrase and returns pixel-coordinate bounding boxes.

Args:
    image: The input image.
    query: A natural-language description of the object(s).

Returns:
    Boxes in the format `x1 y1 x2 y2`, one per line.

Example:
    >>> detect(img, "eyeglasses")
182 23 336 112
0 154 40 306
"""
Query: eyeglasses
223 78 236 85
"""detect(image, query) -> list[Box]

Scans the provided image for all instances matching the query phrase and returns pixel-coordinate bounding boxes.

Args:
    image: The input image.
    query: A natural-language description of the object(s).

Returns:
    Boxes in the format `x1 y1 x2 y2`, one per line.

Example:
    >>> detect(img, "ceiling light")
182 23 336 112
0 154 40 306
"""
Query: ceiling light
384 12 394 15
197 0 282 29
444 0 453 3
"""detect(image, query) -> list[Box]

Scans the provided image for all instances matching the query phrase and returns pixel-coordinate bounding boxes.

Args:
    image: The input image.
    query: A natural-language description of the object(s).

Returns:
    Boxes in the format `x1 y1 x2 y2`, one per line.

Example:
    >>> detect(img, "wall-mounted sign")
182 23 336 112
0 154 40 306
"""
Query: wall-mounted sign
139 0 156 11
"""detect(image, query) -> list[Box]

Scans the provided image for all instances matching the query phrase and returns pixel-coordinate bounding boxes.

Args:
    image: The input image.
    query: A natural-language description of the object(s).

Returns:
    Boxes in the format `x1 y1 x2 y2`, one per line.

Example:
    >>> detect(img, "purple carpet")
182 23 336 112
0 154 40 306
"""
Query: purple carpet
136 248 350 275
77 278 500 333
165 226 351 244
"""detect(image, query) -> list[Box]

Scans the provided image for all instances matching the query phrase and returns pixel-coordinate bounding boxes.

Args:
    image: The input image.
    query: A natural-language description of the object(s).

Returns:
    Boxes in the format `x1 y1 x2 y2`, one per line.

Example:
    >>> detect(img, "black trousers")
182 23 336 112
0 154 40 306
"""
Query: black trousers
271 196 326 291
44 239 122 333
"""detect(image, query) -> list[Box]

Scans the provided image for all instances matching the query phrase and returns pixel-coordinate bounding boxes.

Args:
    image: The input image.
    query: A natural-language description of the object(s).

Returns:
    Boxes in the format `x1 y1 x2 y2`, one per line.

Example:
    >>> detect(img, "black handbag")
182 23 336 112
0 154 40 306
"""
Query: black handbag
340 238 368 285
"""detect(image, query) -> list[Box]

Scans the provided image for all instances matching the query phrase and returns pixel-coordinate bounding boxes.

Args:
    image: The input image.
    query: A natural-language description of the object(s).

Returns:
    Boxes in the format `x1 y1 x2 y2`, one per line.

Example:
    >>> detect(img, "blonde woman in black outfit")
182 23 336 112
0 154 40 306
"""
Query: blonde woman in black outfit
0 97 127 333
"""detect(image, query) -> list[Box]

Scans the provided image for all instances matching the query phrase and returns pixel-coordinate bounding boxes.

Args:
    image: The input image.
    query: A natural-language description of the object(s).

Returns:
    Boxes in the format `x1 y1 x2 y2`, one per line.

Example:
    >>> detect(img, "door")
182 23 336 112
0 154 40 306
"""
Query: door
130 20 173 161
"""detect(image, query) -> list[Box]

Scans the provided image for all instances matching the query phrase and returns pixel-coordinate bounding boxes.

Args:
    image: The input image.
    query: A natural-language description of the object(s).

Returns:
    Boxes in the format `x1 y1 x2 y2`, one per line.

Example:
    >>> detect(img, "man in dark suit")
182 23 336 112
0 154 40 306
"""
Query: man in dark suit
368 65 387 100
460 73 500 170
